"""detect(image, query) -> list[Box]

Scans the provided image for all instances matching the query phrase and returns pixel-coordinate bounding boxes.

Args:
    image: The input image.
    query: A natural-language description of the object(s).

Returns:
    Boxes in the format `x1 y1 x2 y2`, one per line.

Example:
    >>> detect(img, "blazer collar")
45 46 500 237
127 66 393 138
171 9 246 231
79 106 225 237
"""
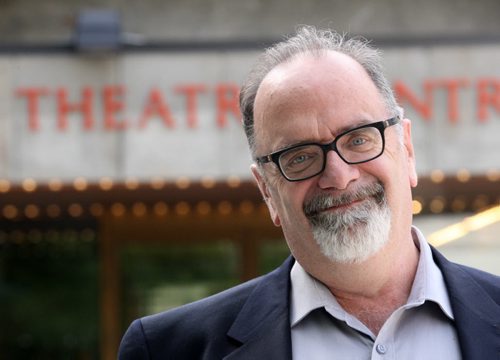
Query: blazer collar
432 247 500 359
224 257 294 360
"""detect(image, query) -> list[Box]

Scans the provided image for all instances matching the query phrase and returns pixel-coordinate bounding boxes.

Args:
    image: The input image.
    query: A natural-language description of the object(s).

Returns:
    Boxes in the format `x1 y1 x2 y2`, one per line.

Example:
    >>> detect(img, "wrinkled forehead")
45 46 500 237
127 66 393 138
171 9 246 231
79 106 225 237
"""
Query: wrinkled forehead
252 51 387 154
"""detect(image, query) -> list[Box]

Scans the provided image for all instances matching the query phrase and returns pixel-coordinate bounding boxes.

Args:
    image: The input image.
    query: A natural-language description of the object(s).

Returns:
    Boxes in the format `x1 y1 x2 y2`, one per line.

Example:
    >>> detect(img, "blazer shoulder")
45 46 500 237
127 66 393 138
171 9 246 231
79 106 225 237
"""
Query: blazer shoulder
118 319 151 360
433 247 500 304
454 262 500 302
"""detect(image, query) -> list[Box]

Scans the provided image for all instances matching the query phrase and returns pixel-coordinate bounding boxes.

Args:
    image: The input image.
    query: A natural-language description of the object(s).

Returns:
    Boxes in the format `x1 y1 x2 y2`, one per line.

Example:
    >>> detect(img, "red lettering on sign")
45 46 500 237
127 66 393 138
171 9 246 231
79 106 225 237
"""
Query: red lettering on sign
175 84 207 128
139 88 176 129
216 83 241 128
394 80 434 121
16 87 49 131
477 78 500 122
56 87 94 131
434 79 469 123
103 86 128 130
14 78 498 133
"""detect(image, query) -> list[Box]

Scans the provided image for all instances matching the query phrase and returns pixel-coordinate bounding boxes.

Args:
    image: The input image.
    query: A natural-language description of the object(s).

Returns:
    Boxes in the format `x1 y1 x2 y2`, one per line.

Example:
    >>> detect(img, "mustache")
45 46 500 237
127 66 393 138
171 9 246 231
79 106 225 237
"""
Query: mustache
303 182 386 217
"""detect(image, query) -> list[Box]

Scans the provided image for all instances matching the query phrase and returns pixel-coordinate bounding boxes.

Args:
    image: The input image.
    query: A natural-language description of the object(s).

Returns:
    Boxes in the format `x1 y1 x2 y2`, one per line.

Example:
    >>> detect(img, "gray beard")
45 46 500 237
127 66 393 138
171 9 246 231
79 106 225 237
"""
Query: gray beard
303 182 391 264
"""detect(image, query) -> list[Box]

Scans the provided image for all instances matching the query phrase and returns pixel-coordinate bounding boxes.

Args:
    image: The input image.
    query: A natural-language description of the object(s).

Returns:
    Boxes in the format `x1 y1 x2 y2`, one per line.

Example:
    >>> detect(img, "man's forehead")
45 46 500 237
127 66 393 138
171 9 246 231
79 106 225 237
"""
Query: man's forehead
254 50 375 118
253 51 384 151
261 50 365 86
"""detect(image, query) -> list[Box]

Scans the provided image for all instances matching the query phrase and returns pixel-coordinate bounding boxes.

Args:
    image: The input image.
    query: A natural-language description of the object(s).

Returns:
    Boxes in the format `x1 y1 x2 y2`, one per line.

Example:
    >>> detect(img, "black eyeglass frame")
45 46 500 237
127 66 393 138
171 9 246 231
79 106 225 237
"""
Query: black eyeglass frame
255 116 401 182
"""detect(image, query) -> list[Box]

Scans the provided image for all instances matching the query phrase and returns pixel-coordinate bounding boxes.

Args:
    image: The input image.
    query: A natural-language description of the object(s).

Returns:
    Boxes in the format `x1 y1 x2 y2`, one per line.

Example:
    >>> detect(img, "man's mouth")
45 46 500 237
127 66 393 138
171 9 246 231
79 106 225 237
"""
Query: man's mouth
306 197 365 217
320 198 364 213
303 182 385 218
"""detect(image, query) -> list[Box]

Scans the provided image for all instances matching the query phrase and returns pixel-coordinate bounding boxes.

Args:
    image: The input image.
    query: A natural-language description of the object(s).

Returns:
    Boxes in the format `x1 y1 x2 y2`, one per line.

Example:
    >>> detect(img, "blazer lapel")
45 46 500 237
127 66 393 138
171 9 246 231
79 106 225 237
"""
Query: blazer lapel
224 257 294 360
432 248 500 359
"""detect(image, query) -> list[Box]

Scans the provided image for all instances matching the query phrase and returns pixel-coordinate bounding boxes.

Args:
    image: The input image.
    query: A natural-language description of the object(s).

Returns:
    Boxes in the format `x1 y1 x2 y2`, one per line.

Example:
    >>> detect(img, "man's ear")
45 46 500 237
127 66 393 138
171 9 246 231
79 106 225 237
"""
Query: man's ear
402 118 418 188
251 164 281 226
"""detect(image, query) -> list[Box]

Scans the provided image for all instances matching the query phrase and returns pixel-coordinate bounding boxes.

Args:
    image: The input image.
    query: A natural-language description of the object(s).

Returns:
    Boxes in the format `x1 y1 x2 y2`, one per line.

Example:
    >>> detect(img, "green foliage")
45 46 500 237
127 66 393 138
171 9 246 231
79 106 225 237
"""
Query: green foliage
0 232 98 359
121 242 240 321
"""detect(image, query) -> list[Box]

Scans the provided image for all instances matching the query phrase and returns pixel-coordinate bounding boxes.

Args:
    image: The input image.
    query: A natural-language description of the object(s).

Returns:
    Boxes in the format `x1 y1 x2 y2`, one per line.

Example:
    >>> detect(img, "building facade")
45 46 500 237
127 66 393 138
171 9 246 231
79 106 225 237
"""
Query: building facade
0 1 499 359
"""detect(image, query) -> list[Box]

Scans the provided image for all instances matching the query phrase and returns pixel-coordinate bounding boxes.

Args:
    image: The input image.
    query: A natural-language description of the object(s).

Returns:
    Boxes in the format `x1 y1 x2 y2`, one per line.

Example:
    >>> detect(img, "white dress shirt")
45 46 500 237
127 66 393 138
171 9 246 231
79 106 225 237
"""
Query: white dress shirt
290 226 461 359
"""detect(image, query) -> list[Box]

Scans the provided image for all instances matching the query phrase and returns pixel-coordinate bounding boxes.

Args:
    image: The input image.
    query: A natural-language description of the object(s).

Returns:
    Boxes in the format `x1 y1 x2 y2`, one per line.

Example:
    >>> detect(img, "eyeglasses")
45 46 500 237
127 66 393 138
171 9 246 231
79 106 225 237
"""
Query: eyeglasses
255 116 400 182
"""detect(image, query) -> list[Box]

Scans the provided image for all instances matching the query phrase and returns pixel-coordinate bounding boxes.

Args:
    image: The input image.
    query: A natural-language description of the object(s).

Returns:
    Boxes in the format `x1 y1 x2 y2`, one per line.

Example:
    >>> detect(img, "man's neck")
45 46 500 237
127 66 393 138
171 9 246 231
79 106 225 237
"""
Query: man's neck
313 232 420 335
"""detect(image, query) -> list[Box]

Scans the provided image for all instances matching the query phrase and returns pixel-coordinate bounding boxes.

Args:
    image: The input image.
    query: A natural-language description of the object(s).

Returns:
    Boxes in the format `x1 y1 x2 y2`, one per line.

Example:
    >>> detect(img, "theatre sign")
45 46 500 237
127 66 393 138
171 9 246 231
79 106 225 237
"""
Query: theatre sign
0 45 499 182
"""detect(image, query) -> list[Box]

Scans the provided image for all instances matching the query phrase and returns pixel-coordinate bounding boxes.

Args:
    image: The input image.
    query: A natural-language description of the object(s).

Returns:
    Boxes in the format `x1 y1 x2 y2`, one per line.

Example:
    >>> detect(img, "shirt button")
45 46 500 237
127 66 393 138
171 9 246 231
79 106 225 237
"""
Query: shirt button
376 344 387 355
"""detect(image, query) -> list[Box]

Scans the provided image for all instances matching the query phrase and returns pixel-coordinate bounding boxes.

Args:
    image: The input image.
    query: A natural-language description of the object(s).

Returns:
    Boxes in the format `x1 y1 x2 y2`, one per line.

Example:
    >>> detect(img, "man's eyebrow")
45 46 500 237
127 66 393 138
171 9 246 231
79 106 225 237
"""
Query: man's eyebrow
262 139 302 155
273 139 317 152
273 119 375 151
333 119 374 136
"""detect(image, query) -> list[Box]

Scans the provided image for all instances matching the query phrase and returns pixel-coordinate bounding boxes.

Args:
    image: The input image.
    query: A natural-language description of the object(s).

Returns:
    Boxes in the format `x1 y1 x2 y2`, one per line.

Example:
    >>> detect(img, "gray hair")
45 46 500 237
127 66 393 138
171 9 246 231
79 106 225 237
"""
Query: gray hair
239 25 399 156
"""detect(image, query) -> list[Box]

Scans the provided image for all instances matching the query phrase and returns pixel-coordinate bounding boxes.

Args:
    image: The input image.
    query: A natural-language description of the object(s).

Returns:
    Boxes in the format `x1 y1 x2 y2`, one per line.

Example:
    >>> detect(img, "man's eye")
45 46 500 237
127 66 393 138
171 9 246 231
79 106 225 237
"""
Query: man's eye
351 137 367 146
291 154 309 164
283 151 318 171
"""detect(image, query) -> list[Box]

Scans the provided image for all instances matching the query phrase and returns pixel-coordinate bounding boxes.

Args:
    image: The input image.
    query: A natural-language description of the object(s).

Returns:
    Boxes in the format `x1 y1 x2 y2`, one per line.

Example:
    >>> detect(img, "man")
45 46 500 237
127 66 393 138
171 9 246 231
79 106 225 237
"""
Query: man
119 26 500 359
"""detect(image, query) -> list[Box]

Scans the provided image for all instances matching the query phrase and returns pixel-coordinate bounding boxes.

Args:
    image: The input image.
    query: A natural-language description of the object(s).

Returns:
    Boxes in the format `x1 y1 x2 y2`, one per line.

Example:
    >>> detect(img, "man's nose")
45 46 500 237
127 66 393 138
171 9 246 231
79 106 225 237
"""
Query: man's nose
317 150 360 190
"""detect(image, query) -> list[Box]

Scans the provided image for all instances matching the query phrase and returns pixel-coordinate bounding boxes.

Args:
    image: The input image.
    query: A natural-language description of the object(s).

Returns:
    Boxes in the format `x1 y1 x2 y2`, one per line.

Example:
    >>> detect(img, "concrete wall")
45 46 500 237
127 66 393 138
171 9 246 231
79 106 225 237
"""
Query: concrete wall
0 0 500 43
1 44 499 181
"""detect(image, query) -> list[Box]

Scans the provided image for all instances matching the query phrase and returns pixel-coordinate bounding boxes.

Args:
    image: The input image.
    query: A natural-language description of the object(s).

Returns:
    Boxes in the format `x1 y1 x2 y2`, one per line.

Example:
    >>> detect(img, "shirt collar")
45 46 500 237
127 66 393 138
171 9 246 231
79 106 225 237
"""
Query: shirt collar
290 225 454 327
290 259 345 326
408 226 454 319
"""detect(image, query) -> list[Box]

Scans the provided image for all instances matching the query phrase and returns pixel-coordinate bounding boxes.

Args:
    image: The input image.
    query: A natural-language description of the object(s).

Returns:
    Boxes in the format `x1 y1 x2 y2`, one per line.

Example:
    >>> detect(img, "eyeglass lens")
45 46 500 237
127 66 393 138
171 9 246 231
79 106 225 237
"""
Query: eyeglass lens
278 126 383 180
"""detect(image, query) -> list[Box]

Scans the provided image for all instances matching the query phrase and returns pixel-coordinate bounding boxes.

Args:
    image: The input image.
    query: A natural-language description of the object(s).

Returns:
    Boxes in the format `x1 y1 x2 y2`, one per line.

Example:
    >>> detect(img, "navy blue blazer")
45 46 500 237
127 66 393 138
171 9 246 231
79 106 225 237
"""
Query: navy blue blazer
118 248 500 359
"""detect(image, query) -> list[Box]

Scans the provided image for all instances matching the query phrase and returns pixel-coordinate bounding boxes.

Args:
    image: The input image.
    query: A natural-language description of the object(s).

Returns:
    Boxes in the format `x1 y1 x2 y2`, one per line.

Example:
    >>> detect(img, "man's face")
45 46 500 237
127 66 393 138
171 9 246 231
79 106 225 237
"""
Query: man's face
251 51 418 268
